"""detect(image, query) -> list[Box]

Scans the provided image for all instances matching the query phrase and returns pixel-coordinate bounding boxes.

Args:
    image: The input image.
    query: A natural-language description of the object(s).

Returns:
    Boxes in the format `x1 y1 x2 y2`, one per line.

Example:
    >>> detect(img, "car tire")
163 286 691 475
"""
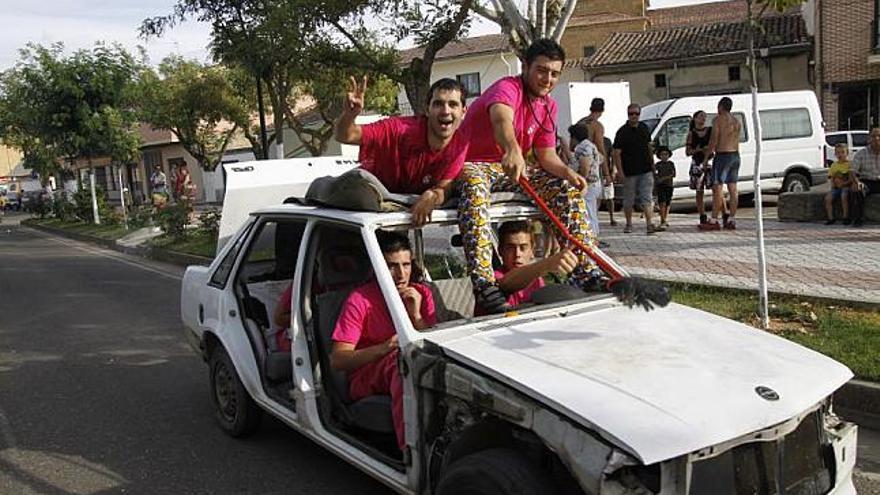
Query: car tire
435 448 555 495
781 172 810 193
738 192 755 207
209 346 261 437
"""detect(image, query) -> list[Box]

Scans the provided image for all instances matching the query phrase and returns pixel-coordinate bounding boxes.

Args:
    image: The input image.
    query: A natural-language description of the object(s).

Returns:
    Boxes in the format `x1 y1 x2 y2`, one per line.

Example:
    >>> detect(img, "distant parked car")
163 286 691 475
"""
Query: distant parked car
825 130 868 165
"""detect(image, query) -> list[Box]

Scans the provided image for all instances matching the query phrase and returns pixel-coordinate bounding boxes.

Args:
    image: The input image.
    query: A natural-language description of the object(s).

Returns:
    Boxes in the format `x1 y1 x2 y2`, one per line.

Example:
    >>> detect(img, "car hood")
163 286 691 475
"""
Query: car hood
424 302 852 465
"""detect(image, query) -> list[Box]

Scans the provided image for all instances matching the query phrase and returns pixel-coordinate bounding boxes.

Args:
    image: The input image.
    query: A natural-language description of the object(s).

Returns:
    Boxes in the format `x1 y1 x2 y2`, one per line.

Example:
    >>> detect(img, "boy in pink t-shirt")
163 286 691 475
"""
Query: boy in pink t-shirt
457 39 599 314
335 77 468 226
330 231 435 451
475 221 578 314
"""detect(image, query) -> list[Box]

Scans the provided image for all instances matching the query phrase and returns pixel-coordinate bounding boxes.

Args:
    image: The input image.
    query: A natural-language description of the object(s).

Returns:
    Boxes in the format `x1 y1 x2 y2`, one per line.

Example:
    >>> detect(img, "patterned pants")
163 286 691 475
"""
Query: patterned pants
457 162 599 291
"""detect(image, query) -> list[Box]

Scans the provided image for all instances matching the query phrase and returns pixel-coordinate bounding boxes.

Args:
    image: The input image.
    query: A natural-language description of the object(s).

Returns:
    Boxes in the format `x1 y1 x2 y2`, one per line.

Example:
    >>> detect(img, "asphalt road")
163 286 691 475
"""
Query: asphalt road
0 223 389 494
1 219 877 494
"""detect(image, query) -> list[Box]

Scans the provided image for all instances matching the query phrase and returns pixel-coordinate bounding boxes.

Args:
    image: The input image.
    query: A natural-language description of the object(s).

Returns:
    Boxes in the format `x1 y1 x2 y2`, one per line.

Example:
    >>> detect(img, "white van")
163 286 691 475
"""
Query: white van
640 91 827 200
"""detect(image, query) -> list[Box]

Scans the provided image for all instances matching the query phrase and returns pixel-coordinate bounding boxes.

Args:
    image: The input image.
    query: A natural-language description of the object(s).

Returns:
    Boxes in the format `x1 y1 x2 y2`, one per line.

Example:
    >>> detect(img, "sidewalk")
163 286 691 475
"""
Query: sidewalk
600 214 880 304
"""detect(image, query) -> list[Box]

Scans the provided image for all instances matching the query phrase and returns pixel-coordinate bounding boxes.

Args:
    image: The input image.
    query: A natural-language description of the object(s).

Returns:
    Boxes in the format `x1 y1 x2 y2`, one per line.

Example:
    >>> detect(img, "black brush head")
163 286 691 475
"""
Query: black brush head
609 277 671 311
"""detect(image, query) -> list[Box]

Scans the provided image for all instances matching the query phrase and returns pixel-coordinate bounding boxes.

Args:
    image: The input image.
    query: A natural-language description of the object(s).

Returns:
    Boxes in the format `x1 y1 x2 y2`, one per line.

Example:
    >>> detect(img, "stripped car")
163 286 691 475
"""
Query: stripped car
180 158 858 494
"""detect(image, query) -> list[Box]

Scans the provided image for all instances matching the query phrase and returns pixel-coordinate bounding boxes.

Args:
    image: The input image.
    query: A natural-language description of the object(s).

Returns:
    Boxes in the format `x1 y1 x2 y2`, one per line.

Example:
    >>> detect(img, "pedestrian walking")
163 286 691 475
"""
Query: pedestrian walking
850 126 880 227
613 103 656 235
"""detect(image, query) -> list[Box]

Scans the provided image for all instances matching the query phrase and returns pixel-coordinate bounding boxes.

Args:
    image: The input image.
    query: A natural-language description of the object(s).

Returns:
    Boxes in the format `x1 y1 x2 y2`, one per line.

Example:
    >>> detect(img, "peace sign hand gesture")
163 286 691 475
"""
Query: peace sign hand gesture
344 75 367 117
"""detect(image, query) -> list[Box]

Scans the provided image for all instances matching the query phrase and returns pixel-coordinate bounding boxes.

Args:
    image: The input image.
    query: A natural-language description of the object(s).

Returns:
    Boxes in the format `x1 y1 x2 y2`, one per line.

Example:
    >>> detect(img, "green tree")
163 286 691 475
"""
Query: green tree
142 0 399 156
140 57 249 171
0 43 144 223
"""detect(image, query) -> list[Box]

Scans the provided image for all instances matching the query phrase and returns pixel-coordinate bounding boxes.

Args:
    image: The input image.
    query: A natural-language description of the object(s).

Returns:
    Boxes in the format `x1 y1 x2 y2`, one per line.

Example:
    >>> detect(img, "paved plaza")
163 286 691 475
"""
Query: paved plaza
599 213 880 304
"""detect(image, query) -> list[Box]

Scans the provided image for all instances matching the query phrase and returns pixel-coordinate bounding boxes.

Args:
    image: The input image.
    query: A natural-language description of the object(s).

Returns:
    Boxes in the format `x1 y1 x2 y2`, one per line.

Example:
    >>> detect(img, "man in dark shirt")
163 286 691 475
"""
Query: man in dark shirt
613 103 656 235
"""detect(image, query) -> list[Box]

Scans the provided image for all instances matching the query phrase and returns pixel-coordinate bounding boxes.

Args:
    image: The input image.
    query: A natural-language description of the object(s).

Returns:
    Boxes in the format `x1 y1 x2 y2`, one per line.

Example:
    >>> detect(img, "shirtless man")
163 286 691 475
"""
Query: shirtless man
701 97 741 230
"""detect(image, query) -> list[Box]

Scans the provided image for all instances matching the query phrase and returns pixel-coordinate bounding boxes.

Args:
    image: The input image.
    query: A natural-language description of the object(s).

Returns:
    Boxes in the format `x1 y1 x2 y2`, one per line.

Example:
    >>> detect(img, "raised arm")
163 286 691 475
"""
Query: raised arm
333 75 367 145
498 250 578 294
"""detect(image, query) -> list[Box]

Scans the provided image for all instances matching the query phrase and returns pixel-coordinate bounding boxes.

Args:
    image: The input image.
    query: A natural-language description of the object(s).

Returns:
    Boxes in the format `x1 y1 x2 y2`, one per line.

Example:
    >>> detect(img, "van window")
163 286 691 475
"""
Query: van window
655 116 691 151
853 132 869 147
760 108 812 140
826 134 848 147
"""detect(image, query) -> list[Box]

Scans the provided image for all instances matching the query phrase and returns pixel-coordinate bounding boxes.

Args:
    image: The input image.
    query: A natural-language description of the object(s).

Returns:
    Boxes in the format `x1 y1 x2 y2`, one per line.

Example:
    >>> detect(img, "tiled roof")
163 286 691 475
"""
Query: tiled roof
398 33 510 65
647 0 801 30
587 14 809 69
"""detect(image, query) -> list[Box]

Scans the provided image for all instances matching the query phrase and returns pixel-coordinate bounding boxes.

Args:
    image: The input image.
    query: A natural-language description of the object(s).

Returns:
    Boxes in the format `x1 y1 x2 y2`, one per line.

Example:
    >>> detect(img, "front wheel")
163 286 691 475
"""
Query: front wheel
209 346 262 437
435 448 556 495
781 172 810 193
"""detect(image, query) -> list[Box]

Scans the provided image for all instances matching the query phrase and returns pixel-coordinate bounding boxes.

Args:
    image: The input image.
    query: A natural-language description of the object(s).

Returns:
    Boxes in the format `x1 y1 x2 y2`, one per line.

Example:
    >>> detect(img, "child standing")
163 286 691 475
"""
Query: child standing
825 143 853 225
654 146 676 231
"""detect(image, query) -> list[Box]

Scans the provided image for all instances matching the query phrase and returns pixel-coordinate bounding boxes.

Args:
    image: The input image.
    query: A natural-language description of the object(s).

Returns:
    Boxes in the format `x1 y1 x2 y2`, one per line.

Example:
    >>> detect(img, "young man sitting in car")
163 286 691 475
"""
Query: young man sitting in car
475 221 577 314
329 231 436 451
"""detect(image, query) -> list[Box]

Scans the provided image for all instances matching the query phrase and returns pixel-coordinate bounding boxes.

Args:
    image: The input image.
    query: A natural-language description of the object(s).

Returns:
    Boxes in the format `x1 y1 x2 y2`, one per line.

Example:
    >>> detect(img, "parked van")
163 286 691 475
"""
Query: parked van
640 91 827 200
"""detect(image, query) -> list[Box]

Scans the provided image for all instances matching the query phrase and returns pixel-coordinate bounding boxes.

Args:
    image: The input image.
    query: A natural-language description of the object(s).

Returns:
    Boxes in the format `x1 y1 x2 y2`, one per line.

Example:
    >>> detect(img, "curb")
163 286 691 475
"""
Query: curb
835 380 880 431
23 221 213 267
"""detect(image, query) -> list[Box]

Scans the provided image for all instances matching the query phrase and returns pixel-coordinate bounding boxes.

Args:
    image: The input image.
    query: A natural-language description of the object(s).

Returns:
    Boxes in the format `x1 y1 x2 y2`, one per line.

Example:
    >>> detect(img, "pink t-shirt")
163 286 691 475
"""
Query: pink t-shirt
359 115 467 194
332 279 436 352
496 269 546 307
460 76 558 163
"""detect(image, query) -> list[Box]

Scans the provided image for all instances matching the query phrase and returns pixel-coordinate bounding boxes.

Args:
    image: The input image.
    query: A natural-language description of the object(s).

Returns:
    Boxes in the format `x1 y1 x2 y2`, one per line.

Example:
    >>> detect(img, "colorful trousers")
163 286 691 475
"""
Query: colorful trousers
457 162 599 291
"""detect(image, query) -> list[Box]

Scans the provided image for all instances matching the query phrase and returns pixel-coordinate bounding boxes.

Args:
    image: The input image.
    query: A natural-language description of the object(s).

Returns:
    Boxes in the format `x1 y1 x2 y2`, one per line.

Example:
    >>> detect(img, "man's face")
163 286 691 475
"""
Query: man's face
384 249 413 290
627 107 640 125
870 128 880 153
522 56 563 98
500 232 534 270
426 89 465 141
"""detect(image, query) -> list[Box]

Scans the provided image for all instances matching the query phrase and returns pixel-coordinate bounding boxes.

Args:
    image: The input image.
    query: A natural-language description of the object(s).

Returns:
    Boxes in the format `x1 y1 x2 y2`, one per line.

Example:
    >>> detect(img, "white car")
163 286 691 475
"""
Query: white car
180 159 858 495
825 130 869 165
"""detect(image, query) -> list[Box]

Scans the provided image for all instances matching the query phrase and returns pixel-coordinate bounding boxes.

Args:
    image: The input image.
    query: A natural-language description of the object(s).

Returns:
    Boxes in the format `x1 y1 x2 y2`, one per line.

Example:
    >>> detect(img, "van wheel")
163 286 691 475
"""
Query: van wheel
209 346 261 437
782 172 810 193
436 448 555 495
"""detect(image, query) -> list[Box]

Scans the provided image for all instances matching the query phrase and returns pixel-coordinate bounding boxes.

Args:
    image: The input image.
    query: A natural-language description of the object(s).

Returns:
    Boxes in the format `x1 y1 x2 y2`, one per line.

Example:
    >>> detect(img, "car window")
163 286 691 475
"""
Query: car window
237 219 306 284
853 132 869 147
760 108 812 140
654 116 691 151
826 134 847 147
210 223 253 288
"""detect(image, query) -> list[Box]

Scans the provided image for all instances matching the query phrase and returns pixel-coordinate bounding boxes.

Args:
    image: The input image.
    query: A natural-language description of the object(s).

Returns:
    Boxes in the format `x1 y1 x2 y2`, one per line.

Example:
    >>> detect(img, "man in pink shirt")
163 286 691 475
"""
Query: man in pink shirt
329 231 436 451
475 221 578 314
335 77 468 225
457 39 599 313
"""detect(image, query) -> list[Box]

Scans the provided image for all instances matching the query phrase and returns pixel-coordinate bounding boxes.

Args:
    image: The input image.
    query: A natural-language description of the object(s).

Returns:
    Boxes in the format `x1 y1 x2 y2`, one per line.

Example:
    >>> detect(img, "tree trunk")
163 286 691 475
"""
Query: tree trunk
88 159 100 225
747 0 770 329
402 58 432 115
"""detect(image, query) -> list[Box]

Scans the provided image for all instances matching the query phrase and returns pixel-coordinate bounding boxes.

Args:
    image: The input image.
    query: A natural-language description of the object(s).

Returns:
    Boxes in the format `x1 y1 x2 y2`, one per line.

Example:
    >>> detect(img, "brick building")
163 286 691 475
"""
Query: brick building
814 0 880 130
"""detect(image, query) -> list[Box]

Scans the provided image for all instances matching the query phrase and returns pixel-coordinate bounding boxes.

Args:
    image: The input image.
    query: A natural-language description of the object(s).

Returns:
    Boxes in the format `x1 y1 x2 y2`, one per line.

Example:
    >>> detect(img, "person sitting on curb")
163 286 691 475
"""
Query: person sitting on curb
330 231 436 452
476 221 577 314
455 38 599 314
825 143 853 225
335 77 468 226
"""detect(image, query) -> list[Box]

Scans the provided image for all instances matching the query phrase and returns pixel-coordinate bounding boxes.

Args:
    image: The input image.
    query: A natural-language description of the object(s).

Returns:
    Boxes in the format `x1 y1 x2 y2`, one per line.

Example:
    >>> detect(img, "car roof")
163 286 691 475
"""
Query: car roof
250 202 541 228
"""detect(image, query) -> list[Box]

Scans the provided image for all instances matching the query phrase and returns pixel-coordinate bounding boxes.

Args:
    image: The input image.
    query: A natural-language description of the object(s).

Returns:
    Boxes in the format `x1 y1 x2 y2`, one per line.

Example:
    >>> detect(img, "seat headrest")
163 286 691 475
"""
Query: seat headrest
317 245 372 290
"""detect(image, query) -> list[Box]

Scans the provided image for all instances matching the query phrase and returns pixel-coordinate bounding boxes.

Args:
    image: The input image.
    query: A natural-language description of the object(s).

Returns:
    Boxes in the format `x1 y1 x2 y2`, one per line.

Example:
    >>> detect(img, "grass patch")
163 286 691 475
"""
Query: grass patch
149 231 216 259
670 282 880 382
25 217 131 240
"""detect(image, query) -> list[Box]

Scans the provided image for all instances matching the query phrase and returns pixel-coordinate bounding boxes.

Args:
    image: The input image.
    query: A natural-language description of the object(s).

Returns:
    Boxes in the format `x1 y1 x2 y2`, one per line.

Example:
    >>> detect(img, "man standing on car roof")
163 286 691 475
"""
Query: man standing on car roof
335 77 468 226
456 39 599 314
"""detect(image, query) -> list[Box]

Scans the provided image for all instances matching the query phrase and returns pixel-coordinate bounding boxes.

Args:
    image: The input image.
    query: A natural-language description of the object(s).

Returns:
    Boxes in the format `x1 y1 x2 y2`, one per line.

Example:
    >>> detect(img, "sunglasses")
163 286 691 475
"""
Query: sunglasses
628 111 640 116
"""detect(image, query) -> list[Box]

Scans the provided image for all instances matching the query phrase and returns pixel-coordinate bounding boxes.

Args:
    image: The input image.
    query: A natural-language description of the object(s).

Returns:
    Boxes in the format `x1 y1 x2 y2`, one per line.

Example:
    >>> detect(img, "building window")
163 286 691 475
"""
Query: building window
654 73 667 88
456 72 481 97
583 46 596 58
728 65 741 82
